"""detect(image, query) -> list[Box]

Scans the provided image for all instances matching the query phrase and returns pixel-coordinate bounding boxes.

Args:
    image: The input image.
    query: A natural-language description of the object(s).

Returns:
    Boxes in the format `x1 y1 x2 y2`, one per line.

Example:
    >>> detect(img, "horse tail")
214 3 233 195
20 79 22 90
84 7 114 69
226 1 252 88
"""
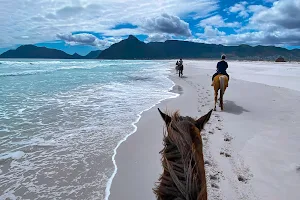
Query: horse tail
219 76 225 110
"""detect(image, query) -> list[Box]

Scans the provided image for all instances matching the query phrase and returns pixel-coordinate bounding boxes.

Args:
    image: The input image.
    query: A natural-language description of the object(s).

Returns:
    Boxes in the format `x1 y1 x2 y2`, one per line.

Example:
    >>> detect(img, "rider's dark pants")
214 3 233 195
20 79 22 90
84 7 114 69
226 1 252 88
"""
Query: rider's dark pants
212 72 229 81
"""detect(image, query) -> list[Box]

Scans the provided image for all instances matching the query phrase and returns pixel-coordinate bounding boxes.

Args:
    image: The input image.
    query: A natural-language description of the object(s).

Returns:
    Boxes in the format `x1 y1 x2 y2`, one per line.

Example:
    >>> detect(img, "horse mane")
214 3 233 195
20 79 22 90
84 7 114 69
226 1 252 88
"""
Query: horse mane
153 111 207 200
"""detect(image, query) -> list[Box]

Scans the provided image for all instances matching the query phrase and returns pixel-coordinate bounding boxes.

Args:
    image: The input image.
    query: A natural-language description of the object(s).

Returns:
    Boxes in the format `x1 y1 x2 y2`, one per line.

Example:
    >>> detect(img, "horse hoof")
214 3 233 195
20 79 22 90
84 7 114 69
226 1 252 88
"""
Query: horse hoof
214 108 216 111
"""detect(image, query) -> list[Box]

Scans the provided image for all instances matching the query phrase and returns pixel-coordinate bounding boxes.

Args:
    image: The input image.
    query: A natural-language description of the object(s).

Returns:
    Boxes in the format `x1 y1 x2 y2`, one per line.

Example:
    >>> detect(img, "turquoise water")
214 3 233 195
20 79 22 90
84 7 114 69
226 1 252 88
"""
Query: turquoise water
0 59 176 199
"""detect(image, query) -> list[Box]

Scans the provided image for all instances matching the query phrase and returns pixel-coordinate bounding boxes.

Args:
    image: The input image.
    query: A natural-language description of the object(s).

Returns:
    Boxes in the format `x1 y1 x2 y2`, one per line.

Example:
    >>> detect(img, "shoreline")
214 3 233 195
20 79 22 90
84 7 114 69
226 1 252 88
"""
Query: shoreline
107 69 212 200
107 61 300 200
104 76 180 200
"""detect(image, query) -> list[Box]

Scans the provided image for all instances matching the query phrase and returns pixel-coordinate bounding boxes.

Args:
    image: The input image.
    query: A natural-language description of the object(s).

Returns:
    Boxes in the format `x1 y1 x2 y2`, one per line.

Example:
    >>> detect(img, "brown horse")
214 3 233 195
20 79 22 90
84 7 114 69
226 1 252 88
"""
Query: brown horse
153 108 213 200
213 75 228 111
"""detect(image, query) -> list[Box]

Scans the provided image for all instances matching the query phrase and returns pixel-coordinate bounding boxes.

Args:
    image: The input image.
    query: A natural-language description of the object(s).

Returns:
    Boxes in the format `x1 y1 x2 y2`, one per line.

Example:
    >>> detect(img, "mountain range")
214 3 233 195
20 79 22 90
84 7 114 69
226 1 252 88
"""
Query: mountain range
1 36 300 61
0 45 101 59
98 35 300 61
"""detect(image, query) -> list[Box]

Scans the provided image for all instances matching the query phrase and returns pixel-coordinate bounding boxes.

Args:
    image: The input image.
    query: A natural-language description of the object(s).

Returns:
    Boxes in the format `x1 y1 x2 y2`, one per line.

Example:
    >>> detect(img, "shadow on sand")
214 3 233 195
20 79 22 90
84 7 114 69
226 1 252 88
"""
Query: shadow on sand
170 85 183 94
223 100 249 115
179 75 188 78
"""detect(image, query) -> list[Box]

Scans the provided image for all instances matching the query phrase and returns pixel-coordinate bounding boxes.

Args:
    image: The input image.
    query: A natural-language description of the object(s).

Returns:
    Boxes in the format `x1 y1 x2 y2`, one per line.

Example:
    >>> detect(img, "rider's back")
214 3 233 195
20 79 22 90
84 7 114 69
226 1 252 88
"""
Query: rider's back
217 60 228 74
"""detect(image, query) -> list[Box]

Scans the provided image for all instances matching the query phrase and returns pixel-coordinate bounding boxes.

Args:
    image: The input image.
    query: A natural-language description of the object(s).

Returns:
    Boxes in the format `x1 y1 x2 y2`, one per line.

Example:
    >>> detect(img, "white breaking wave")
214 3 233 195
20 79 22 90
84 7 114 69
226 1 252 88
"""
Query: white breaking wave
0 151 25 161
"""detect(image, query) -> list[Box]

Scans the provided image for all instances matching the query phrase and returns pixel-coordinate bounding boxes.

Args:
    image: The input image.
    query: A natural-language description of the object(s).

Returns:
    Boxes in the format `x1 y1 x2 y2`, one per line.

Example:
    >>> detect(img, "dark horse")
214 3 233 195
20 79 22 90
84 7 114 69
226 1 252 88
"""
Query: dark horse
153 108 213 200
178 65 183 77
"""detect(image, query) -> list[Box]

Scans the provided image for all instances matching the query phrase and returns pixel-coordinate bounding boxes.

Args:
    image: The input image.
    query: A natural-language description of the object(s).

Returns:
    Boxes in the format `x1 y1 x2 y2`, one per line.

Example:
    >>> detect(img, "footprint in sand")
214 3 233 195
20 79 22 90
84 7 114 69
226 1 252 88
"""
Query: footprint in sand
237 175 247 183
209 174 219 181
211 183 220 189
220 151 231 157
209 130 214 134
225 153 231 157
216 127 222 130
204 160 212 166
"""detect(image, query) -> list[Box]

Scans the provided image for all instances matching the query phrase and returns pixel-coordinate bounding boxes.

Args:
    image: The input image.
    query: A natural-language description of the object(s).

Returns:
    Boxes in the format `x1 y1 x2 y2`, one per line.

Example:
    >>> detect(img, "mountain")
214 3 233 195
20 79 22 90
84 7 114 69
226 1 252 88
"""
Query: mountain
84 50 102 59
0 45 102 59
2 38 300 60
99 35 160 59
98 36 300 61
72 53 84 59
0 45 77 59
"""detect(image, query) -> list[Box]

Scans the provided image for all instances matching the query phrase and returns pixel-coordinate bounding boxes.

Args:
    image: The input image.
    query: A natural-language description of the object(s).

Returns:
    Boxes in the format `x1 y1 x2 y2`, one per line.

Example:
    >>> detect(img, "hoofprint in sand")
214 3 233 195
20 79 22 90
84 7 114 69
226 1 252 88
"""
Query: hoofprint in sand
108 61 300 200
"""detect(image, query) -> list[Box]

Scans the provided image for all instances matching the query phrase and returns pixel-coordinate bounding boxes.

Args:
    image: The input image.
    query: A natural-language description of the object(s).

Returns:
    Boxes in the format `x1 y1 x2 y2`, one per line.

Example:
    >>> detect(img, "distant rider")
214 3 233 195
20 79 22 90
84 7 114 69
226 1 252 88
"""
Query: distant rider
211 55 229 85
178 58 183 77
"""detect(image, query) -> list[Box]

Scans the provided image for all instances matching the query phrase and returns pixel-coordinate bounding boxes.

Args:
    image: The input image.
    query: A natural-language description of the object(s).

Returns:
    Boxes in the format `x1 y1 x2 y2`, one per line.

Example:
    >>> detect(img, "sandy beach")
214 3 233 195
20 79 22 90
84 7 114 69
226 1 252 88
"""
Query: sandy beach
108 61 300 200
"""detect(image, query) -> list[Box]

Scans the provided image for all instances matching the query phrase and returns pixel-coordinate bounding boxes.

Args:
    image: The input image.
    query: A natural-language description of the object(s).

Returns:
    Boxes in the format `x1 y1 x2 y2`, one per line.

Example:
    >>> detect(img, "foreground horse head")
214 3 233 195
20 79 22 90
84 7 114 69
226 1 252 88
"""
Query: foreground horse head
153 108 213 200
213 75 229 111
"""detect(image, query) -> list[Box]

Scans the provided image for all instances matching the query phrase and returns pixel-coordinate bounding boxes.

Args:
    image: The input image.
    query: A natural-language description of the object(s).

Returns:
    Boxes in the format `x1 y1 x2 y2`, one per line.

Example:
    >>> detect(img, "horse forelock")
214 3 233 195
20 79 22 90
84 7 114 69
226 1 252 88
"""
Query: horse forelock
168 113 200 138
154 112 207 200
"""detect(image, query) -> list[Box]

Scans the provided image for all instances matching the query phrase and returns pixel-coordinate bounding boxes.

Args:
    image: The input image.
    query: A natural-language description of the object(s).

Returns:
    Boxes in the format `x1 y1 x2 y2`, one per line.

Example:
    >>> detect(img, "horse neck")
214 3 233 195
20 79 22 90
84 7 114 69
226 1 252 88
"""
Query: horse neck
191 129 207 200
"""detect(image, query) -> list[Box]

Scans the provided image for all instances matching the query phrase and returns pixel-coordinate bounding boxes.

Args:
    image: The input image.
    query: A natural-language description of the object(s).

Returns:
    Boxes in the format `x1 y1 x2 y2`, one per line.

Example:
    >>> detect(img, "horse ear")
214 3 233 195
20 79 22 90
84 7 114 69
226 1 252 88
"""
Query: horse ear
196 109 213 130
158 108 171 126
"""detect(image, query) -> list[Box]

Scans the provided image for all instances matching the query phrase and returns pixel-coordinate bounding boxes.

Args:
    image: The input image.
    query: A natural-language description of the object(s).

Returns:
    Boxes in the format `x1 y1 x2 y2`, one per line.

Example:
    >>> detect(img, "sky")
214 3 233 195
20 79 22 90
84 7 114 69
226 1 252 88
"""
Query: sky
0 0 299 55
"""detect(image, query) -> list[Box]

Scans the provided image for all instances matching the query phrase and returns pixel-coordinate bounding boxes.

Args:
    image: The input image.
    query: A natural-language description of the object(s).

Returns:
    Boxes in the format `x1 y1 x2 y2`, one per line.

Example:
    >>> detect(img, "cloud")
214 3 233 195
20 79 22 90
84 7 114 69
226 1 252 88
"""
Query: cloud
199 26 226 37
193 28 300 47
227 31 300 46
250 0 300 30
56 33 122 49
264 0 277 2
198 15 240 28
145 34 173 43
56 33 98 46
192 26 227 44
0 0 218 48
101 28 143 37
228 1 249 18
56 6 84 18
142 14 192 37
247 5 268 13
233 0 300 46
1 0 299 49
195 0 300 47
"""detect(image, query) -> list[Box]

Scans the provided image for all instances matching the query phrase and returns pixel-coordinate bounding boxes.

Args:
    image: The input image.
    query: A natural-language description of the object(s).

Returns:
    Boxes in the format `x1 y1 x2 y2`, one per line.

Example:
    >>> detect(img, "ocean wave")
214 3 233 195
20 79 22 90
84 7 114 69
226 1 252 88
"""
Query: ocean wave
0 70 55 77
0 60 64 65
0 60 176 199
126 75 152 81
0 151 25 163
59 65 99 70
0 65 99 77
